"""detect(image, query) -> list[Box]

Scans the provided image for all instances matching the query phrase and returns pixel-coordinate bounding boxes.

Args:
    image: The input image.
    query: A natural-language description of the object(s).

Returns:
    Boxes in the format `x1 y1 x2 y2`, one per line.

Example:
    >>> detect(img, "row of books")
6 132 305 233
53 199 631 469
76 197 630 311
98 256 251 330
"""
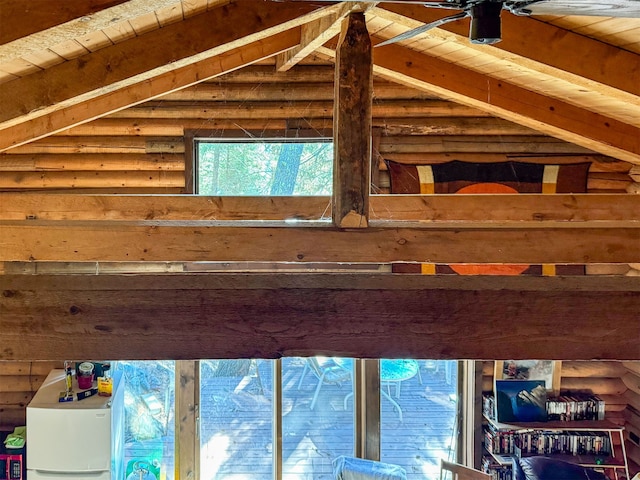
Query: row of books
482 394 605 422
484 427 612 456
546 394 605 421
483 394 497 420
481 456 513 480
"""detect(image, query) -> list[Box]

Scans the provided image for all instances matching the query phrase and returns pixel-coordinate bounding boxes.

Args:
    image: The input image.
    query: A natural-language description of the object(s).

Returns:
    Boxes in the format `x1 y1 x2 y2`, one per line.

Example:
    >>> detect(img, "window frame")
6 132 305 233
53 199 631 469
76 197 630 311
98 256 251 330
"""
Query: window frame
173 358 468 479
184 127 333 195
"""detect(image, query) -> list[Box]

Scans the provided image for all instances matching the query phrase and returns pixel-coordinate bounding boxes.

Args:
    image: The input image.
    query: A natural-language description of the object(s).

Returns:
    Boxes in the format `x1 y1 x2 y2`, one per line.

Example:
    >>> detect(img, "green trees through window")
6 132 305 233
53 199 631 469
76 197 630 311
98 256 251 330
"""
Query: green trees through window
197 140 333 196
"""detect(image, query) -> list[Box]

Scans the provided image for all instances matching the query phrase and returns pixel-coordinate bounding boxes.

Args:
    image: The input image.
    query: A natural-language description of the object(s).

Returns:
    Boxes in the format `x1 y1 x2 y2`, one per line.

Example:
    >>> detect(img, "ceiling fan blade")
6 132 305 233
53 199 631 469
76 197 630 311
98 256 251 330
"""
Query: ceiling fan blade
375 10 470 47
509 0 640 17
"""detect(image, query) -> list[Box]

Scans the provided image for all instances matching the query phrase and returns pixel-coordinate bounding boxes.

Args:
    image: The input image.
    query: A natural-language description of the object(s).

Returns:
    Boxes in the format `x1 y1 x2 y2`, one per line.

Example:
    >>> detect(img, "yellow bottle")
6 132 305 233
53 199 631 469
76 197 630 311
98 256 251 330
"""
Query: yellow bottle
97 363 113 397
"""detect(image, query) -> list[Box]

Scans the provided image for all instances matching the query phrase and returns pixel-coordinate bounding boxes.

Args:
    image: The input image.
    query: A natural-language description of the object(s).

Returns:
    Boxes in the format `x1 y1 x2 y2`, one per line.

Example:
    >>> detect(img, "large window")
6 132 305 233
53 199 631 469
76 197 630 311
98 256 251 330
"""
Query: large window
113 361 176 480
198 358 458 480
111 359 459 479
195 139 333 196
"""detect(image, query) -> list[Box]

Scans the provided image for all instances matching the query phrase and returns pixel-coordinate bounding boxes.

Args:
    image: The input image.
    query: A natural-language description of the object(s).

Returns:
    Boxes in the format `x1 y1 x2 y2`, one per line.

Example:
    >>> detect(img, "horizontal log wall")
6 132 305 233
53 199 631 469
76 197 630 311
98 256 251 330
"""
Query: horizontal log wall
0 63 633 193
0 361 61 428
482 360 640 475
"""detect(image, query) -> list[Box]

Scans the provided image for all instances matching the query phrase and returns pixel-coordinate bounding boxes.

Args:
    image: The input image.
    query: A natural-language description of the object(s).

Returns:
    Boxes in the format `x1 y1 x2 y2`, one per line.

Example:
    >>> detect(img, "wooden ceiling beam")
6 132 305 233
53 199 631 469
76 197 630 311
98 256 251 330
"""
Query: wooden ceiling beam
0 0 193 63
2 193 638 224
316 44 640 164
374 5 640 105
0 0 129 46
0 1 342 152
0 31 302 152
1 274 638 361
1 223 638 263
275 2 357 72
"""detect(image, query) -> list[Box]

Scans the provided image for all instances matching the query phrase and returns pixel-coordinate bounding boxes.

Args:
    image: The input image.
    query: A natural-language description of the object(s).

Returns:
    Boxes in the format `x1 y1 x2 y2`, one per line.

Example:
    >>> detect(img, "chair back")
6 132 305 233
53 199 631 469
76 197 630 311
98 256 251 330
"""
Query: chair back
440 460 491 480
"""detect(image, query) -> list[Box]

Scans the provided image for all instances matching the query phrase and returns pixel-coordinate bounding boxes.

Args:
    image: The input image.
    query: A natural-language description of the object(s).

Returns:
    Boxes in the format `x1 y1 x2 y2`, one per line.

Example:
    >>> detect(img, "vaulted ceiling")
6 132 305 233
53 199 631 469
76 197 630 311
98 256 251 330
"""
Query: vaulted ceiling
1 0 639 164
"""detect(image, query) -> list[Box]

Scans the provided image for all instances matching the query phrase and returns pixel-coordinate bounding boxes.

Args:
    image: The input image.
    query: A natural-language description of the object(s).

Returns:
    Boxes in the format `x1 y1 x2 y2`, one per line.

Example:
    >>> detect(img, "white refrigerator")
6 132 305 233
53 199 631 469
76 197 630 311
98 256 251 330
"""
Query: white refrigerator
26 368 124 480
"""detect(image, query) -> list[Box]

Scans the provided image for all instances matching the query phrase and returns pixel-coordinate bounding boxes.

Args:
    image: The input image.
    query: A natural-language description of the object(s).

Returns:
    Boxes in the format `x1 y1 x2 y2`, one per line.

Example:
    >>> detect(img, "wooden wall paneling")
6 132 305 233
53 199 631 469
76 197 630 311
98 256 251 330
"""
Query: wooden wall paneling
1 61 634 195
0 171 185 189
625 362 640 376
378 135 593 155
560 361 629 378
625 388 640 413
560 377 628 396
110 99 486 119
5 136 185 154
160 82 436 102
0 361 61 428
0 154 185 171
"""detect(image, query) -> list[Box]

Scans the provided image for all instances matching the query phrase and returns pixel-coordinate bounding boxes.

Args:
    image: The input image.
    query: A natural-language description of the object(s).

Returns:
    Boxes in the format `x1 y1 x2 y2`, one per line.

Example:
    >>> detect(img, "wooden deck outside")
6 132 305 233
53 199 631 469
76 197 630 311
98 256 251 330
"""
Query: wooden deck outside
122 359 458 480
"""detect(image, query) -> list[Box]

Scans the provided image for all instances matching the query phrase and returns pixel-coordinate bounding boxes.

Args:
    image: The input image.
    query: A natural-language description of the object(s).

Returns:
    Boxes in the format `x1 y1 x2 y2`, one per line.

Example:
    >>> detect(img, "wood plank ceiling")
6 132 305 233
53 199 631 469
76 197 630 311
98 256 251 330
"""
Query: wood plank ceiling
0 0 639 162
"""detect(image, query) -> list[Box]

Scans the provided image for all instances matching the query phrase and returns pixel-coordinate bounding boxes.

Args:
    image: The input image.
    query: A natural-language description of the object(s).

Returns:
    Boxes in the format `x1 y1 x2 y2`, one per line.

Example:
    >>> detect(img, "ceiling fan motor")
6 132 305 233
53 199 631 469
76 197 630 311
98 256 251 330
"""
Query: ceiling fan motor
469 1 503 44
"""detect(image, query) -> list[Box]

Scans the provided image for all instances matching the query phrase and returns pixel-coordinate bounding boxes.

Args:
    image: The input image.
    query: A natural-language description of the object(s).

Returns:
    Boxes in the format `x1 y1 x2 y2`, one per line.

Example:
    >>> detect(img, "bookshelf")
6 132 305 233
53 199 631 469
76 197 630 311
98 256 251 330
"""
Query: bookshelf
482 416 630 480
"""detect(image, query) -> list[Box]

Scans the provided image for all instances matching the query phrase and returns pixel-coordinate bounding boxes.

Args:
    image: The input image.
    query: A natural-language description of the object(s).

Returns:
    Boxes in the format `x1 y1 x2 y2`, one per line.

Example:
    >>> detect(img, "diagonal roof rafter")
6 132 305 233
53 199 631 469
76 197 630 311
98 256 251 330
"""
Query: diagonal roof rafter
315 39 640 164
0 0 344 152
373 4 640 104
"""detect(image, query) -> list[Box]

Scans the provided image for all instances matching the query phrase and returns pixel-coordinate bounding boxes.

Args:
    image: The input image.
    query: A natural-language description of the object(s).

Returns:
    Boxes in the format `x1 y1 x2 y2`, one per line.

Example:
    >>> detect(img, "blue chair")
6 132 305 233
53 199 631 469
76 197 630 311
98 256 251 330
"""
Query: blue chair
333 456 407 480
298 357 352 410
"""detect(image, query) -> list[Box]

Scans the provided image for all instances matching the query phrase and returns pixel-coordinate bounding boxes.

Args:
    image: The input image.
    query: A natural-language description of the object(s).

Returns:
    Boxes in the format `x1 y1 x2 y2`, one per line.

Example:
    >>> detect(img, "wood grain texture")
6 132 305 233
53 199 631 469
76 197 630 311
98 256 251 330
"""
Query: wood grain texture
2 193 638 225
175 360 198 480
560 377 628 396
333 13 372 228
1 274 638 361
0 153 185 171
2 224 638 263
0 0 128 45
0 1 325 128
375 4 640 100
0 9 325 151
483 360 630 379
560 361 629 378
340 43 640 164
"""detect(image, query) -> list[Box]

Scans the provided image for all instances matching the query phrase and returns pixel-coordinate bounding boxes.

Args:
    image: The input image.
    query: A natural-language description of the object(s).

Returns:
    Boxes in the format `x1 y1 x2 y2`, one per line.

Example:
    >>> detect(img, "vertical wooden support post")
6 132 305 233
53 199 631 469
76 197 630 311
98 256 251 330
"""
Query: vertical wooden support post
333 12 373 228
175 360 198 480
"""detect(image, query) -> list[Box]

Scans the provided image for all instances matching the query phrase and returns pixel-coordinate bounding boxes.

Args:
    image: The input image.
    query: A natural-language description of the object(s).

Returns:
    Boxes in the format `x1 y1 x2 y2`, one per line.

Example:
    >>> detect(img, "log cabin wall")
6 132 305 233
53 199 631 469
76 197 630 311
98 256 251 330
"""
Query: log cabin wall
0 361 61 429
0 61 635 195
0 58 638 465
482 361 640 473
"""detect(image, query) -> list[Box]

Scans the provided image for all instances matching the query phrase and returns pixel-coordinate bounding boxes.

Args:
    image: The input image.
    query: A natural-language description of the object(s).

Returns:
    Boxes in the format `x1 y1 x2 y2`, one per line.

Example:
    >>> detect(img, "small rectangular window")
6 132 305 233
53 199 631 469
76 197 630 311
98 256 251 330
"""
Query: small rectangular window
195 139 333 196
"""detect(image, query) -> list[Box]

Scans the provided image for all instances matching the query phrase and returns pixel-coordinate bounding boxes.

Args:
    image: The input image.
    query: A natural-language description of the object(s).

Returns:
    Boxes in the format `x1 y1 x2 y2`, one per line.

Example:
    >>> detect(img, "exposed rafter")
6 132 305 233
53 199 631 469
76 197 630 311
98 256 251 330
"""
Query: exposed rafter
276 2 360 72
316 44 640 164
0 0 198 65
0 30 303 152
374 4 640 106
0 1 345 152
